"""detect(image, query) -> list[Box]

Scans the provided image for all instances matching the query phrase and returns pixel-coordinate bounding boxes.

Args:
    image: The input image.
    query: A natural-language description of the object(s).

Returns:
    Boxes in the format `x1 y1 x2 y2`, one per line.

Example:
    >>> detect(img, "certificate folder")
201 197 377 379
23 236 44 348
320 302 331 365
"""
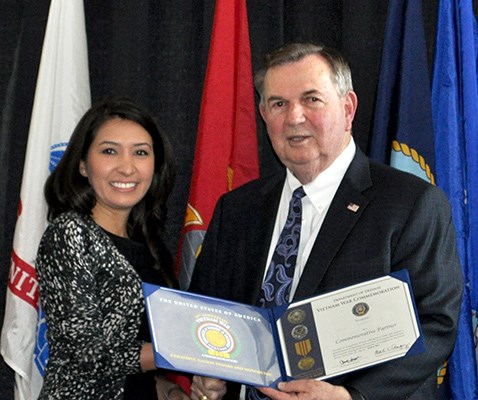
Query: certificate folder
143 269 424 388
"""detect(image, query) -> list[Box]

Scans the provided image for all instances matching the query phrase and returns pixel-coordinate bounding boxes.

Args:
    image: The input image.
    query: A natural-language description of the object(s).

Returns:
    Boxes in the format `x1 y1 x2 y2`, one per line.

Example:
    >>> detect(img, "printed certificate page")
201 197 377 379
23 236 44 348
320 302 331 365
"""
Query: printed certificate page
276 272 422 381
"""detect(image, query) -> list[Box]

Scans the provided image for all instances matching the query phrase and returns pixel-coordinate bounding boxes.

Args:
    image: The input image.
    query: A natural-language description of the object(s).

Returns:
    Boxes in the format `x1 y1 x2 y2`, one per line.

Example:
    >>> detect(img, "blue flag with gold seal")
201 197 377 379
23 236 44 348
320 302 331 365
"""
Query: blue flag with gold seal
432 0 478 398
369 0 454 396
369 0 435 185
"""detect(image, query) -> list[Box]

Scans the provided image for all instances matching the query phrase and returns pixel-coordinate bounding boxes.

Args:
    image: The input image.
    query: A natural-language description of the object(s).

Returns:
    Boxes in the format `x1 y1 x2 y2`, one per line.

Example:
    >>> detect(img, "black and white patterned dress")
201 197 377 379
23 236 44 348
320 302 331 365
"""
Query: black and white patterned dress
36 211 165 399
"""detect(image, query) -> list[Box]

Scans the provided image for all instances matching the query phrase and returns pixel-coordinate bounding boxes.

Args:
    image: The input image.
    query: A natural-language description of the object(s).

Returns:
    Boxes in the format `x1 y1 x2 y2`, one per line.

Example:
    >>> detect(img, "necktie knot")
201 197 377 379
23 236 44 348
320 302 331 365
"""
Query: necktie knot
288 187 306 222
292 186 306 200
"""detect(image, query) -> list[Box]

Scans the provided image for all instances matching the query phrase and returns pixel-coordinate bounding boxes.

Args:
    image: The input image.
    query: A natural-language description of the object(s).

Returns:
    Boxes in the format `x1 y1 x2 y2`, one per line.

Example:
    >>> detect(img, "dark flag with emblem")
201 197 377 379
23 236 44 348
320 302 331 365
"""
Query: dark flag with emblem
432 0 478 398
176 0 259 290
369 0 435 185
368 1 452 396
0 1 91 398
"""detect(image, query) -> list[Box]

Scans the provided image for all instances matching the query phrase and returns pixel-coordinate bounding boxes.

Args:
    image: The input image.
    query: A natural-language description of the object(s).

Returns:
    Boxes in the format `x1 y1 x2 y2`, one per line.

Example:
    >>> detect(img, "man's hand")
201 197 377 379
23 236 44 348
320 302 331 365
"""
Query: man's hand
258 380 353 400
190 376 227 400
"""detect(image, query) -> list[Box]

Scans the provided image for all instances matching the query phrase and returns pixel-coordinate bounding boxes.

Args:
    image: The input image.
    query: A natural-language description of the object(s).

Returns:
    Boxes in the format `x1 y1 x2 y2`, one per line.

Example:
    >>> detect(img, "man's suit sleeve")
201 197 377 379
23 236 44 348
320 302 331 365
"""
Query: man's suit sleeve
341 184 463 399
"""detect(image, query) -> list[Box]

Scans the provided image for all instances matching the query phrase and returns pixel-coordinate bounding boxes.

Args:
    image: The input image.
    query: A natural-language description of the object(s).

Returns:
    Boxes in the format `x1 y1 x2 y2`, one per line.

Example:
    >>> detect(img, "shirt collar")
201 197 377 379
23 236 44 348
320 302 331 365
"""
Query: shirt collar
285 138 356 211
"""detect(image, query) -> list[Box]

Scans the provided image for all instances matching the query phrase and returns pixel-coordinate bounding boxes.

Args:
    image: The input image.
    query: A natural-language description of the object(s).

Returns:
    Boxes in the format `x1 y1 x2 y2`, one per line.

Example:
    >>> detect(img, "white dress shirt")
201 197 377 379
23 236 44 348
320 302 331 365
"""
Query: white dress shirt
263 138 356 300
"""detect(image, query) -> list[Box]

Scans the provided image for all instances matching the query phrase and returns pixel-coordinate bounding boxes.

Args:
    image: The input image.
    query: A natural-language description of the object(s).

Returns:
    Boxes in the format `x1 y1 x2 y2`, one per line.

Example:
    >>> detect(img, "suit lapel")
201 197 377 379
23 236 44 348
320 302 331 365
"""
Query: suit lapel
294 149 372 300
245 173 285 304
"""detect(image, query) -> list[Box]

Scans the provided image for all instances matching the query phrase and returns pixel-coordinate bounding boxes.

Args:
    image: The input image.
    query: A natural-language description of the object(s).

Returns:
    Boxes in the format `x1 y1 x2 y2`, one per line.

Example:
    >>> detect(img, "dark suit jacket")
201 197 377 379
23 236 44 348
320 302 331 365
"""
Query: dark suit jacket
189 149 462 400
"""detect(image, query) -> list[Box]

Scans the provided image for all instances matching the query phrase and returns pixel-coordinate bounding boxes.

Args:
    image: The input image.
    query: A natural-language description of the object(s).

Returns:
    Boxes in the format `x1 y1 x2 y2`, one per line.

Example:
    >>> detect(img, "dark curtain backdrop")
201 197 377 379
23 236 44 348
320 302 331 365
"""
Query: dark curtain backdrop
0 0 450 397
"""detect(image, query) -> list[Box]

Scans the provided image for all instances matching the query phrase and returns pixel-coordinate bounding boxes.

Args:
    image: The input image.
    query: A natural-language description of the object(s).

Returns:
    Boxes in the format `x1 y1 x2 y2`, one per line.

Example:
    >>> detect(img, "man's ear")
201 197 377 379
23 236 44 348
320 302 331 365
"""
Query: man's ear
259 103 267 121
344 91 358 131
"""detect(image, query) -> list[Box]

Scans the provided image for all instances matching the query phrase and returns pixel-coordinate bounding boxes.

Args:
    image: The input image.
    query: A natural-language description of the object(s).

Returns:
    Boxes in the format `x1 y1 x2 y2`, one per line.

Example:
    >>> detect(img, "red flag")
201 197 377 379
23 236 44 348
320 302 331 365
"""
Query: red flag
177 0 259 289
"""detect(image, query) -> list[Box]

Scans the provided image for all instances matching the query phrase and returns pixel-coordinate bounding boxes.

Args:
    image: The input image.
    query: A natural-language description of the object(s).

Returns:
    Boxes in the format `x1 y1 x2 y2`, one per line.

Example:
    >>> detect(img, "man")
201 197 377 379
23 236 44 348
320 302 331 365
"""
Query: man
189 43 462 400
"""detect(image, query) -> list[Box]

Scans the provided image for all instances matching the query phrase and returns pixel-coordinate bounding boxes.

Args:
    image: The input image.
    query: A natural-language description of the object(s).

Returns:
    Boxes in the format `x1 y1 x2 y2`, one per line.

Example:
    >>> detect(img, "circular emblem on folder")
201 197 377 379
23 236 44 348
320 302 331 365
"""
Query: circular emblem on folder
197 322 235 354
291 324 308 340
287 309 306 324
352 302 369 317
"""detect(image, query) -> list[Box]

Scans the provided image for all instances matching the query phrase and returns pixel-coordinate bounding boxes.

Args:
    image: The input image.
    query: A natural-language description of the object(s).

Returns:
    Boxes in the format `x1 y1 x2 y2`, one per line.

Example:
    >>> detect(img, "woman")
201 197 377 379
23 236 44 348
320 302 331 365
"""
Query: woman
36 98 187 399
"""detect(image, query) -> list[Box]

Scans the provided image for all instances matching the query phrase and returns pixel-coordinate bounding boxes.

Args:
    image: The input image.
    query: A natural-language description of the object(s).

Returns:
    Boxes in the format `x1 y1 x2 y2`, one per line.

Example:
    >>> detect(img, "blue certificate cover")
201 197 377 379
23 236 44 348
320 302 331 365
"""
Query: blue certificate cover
143 269 425 387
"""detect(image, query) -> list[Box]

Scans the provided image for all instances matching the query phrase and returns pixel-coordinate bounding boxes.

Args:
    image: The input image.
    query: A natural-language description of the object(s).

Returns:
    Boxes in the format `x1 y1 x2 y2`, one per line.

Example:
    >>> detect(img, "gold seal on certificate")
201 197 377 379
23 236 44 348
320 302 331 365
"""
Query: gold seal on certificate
352 302 369 317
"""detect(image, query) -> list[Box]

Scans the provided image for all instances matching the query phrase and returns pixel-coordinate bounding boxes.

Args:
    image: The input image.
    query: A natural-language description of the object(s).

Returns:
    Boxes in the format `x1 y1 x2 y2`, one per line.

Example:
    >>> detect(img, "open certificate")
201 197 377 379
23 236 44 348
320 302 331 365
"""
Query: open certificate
143 270 424 387
277 270 424 380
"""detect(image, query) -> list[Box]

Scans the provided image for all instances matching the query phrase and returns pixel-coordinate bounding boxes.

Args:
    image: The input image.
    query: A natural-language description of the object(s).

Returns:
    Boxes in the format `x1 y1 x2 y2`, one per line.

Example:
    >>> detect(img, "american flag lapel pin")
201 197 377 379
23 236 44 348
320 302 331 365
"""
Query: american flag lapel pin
347 202 360 212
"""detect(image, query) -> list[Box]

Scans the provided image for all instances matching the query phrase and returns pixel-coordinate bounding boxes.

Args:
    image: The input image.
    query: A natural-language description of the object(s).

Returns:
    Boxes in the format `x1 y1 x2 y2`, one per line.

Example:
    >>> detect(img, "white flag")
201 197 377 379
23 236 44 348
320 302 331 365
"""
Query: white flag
0 0 91 398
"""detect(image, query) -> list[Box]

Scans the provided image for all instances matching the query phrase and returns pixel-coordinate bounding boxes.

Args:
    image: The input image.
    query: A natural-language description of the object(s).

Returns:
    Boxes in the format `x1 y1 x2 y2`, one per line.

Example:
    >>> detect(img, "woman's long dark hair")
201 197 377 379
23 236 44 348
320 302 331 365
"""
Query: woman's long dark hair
44 97 177 287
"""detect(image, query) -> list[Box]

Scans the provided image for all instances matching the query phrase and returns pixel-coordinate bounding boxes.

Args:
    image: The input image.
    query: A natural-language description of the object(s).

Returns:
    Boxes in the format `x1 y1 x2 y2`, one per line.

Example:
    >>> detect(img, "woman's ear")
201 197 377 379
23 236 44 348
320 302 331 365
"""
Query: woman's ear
79 161 87 177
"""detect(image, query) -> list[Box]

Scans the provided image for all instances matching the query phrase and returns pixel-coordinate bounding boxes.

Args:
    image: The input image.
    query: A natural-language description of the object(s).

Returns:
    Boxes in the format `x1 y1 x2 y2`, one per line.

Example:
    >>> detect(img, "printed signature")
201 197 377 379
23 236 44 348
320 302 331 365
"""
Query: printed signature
339 356 360 365
375 343 410 355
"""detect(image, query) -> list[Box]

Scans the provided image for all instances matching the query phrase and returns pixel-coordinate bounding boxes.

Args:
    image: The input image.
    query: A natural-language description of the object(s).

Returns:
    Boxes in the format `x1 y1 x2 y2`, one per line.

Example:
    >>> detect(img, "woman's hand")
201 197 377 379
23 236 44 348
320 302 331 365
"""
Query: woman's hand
156 376 191 400
190 376 227 400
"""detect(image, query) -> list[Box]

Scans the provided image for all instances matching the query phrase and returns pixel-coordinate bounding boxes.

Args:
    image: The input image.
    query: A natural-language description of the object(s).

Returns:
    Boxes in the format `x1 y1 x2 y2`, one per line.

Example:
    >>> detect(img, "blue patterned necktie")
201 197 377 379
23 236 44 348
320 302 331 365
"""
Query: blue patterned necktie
259 186 306 307
247 187 306 400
